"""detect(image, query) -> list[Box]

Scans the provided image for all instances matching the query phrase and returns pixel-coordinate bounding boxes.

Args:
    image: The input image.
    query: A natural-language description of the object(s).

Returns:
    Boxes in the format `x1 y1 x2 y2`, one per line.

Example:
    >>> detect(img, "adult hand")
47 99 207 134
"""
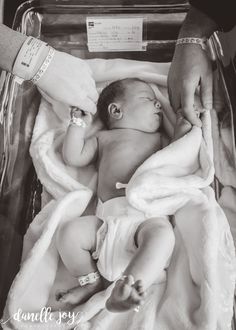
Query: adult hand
36 50 98 114
168 44 213 127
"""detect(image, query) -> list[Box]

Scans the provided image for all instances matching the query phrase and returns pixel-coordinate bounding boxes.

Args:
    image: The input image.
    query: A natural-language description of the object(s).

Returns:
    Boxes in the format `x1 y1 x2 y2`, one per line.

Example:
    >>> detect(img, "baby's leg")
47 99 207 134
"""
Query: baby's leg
106 218 175 312
56 215 103 305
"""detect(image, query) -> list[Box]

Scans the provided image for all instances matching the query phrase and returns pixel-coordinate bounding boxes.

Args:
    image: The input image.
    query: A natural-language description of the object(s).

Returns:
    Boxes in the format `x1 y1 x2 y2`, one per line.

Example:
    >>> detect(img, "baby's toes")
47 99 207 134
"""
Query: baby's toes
57 288 79 304
129 287 144 305
119 275 134 299
134 280 146 298
55 290 67 302
124 274 135 287
56 291 73 304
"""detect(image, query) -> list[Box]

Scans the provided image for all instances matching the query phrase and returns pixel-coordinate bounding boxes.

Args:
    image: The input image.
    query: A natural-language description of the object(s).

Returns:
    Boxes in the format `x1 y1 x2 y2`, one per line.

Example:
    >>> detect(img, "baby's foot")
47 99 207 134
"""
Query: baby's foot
106 275 145 313
56 278 104 305
56 286 85 305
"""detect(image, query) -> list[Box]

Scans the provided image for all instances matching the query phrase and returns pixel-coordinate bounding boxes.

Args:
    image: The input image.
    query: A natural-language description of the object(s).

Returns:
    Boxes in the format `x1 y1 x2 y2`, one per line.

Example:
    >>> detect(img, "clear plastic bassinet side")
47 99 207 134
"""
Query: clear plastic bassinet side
209 31 236 329
0 0 189 316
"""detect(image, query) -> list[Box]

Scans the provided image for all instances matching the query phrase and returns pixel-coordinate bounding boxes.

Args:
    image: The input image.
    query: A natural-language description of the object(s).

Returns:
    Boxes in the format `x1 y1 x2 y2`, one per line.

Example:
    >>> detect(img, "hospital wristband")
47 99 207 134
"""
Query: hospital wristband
12 36 52 83
77 271 100 286
176 37 208 51
69 106 88 128
31 47 55 84
69 116 87 128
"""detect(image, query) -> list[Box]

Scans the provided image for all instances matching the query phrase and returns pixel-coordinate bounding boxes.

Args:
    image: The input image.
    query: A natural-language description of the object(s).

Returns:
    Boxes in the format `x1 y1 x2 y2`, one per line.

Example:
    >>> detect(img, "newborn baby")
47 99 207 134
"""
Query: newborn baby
57 78 190 312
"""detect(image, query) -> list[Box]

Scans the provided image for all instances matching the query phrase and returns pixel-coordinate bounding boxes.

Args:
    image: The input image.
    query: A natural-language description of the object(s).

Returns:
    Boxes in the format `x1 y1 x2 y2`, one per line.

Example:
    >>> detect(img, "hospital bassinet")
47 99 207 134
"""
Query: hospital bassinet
0 0 235 326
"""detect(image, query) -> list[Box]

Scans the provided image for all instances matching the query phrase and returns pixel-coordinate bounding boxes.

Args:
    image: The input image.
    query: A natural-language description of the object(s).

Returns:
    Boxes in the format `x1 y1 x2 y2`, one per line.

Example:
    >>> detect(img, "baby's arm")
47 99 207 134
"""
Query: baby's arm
62 110 97 167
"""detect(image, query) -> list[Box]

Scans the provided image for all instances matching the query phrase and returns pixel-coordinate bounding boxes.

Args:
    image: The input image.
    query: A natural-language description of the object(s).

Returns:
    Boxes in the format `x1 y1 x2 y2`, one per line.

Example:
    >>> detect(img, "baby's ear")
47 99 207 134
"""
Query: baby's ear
108 103 123 120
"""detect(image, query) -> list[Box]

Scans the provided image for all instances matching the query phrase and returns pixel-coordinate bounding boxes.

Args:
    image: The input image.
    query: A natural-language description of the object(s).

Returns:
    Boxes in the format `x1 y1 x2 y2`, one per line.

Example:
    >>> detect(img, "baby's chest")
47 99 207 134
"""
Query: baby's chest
129 136 161 162
99 132 161 164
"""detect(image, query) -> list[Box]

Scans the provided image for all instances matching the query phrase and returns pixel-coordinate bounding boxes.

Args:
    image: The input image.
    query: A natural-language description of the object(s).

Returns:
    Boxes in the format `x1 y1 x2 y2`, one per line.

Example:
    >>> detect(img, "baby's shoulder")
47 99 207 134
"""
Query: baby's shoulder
96 129 110 139
147 131 161 142
96 129 115 144
140 131 162 151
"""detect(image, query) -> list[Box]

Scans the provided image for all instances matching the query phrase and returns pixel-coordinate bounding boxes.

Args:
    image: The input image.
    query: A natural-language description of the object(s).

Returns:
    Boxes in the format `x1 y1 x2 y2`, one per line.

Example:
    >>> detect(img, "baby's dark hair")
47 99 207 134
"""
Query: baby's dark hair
97 78 146 128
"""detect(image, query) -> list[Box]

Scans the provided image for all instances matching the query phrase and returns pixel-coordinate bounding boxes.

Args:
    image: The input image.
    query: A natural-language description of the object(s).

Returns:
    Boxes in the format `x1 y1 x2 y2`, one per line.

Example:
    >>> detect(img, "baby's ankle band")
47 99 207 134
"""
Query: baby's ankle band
77 271 100 286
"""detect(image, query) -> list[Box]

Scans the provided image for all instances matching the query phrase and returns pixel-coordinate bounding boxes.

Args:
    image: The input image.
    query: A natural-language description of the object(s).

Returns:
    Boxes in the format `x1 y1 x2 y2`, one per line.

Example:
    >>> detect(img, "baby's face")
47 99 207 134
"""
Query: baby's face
119 81 162 133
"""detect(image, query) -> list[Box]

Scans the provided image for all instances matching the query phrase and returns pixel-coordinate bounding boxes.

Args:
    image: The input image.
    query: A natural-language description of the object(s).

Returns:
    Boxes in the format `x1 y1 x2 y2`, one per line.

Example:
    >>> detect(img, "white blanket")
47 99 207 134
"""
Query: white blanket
3 59 236 330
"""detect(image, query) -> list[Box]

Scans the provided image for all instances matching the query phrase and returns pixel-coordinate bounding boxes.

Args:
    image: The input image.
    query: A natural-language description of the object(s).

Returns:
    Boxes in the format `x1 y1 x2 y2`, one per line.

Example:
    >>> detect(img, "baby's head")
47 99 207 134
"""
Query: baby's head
97 78 162 133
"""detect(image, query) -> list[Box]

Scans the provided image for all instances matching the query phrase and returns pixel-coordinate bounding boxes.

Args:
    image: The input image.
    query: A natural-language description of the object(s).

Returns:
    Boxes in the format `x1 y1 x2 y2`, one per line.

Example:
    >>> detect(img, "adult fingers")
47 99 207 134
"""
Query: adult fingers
73 96 97 114
181 84 202 127
80 83 98 105
168 86 181 112
82 76 99 103
167 75 181 111
200 75 213 110
69 85 97 113
88 86 99 103
213 73 225 111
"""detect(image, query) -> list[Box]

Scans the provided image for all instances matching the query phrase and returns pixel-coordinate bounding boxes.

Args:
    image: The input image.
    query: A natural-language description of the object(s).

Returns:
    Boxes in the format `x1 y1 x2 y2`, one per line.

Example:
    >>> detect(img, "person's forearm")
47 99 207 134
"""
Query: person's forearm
179 6 218 39
0 23 27 72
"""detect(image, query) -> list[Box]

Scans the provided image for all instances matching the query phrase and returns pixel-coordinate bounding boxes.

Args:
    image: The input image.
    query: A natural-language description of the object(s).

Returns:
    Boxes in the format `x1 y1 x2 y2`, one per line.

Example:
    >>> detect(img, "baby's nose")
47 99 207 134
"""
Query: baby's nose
154 100 162 110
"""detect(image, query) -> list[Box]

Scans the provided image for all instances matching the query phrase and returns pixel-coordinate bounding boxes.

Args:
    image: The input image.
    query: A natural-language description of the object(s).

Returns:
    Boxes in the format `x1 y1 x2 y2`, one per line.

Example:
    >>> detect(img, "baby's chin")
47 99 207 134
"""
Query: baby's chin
139 126 160 133
145 123 161 133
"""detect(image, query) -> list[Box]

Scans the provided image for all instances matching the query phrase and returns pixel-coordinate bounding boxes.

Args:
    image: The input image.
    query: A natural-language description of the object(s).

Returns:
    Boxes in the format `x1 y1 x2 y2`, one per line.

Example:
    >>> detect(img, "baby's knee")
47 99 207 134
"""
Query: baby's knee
56 219 79 250
137 218 175 247
56 216 99 251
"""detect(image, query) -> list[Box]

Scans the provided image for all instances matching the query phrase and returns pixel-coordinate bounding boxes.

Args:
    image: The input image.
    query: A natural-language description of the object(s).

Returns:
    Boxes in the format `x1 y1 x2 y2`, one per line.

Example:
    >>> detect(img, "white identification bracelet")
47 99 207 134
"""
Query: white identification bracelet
176 37 208 51
31 47 55 84
70 116 87 128
77 271 100 286
12 36 50 83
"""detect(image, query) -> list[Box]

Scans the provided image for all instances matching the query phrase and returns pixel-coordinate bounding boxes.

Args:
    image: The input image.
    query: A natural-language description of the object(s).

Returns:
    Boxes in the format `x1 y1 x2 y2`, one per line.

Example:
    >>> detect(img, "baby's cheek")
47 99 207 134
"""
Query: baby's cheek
154 117 162 130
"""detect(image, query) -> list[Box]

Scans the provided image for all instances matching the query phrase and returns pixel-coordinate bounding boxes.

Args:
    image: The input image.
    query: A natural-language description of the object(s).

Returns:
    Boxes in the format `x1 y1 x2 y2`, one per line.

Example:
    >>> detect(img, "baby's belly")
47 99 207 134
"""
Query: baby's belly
97 157 135 201
97 138 160 201
97 172 127 202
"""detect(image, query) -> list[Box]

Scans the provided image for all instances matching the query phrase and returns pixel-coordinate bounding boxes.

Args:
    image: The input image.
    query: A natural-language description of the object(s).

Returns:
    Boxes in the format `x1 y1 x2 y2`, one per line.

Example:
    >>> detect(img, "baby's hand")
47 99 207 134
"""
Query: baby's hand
71 107 93 126
173 109 192 140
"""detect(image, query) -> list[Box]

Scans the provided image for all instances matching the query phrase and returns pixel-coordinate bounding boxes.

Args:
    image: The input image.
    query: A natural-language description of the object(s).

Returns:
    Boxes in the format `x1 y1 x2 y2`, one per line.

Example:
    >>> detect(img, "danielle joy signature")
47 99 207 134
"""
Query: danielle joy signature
0 307 83 328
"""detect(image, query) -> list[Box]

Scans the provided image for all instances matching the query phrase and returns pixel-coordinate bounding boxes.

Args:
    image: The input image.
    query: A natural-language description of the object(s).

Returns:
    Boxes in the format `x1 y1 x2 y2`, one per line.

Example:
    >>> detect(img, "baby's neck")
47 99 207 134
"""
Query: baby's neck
110 126 157 134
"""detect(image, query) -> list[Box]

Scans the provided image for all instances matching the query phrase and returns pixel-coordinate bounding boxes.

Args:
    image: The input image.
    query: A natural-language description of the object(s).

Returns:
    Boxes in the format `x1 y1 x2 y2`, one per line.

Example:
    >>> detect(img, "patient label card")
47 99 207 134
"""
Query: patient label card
86 17 146 52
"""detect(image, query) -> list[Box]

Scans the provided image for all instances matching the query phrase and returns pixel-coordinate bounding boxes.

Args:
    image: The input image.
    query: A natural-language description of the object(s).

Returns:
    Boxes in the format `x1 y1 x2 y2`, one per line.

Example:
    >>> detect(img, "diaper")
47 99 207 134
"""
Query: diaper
92 196 168 281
